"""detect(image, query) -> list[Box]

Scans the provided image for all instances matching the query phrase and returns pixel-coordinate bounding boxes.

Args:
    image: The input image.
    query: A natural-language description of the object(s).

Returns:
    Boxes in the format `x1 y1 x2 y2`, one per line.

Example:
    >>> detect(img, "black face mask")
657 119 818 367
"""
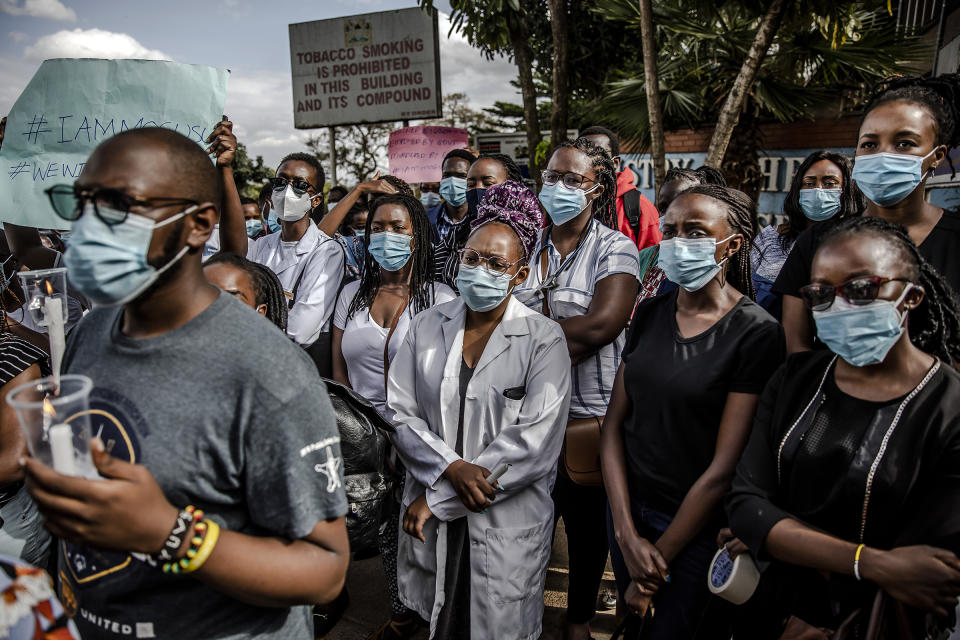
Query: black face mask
465 188 487 217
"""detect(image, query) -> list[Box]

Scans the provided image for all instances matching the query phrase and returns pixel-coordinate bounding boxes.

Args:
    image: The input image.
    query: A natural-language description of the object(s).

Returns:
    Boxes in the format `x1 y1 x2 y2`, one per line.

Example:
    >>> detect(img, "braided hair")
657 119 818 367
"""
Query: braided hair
664 165 728 188
553 138 617 229
379 175 414 197
862 74 960 177
819 216 960 363
679 185 759 300
477 154 523 184
780 150 865 252
347 193 436 320
204 252 288 331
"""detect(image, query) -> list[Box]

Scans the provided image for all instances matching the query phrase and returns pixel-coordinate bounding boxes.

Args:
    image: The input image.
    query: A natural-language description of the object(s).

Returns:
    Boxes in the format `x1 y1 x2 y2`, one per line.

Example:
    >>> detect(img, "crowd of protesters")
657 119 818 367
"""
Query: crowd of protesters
0 72 957 640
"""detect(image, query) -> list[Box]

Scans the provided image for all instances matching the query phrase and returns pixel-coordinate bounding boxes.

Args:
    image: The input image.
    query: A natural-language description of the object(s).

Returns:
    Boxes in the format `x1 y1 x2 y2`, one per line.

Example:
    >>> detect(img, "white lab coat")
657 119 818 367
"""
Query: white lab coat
387 296 572 640
247 224 344 345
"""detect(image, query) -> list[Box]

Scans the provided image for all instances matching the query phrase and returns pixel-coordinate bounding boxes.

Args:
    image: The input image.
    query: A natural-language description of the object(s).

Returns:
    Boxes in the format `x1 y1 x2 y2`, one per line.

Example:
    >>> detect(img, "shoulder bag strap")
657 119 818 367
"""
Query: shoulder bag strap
382 291 411 391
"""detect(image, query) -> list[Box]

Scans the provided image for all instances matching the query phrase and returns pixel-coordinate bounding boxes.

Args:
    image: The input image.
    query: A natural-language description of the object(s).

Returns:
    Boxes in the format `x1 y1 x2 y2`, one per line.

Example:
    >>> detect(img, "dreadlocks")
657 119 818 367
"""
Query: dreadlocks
681 185 758 301
820 216 960 363
478 154 523 184
204 252 288 331
347 193 436 320
553 138 617 229
863 73 960 177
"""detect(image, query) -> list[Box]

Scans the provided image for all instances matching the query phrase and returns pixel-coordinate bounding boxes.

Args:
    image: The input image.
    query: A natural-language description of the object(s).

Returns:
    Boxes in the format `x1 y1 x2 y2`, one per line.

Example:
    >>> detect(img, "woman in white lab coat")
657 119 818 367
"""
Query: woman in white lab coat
387 181 572 640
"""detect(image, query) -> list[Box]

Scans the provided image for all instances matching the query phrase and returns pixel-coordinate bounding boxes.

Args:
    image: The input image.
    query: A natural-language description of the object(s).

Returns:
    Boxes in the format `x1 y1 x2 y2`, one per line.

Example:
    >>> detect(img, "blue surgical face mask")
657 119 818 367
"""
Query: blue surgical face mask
420 191 442 208
813 285 914 367
439 176 467 207
261 204 281 234
539 182 600 226
245 219 262 238
456 264 512 312
368 231 412 271
64 203 191 306
465 188 487 217
353 228 366 240
852 149 936 207
799 188 842 221
658 235 735 292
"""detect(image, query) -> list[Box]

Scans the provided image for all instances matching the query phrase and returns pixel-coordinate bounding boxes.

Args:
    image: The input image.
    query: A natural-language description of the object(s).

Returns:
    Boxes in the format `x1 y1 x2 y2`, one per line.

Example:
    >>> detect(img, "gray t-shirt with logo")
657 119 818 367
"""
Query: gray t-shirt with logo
58 292 347 640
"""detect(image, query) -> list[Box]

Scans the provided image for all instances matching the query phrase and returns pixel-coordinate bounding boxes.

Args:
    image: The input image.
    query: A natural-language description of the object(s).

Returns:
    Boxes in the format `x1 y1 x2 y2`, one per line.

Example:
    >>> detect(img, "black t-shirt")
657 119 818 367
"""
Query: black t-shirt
774 209 960 297
620 290 785 517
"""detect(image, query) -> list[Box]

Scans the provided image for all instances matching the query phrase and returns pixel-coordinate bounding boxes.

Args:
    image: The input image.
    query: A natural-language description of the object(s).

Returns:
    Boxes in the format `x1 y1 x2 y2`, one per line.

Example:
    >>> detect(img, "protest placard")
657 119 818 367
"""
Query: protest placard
387 125 469 184
0 59 229 229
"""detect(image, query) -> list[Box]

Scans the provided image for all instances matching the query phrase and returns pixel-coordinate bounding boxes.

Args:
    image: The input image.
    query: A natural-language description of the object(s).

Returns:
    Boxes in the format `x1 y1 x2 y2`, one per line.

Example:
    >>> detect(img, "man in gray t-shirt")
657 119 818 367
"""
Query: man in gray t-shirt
23 127 349 640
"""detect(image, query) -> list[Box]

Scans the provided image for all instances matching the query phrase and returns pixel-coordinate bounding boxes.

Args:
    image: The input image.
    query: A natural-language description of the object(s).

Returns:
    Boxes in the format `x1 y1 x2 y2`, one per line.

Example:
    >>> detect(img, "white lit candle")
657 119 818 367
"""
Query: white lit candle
49 423 74 475
42 294 64 390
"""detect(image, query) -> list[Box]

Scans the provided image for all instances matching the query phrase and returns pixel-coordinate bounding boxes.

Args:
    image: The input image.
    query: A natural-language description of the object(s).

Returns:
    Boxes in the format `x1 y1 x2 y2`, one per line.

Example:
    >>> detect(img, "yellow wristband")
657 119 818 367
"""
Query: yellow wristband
853 543 865 581
181 520 221 574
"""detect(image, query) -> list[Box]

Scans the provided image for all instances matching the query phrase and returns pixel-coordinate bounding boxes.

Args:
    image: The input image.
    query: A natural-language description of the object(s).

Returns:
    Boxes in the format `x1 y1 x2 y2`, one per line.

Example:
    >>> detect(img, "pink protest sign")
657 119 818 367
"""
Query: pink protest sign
388 125 470 183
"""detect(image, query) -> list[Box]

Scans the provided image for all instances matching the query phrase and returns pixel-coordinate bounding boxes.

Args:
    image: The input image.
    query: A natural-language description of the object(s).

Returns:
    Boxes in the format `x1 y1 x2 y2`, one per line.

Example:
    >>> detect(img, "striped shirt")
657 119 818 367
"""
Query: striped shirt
431 207 470 289
514 220 641 418
0 336 50 387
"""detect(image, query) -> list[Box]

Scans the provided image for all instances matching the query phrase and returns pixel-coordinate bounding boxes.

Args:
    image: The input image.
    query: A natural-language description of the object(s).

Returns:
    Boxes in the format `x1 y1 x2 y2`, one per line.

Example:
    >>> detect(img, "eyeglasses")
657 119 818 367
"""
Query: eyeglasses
45 184 198 227
541 170 596 190
799 276 912 311
458 248 521 278
270 176 315 195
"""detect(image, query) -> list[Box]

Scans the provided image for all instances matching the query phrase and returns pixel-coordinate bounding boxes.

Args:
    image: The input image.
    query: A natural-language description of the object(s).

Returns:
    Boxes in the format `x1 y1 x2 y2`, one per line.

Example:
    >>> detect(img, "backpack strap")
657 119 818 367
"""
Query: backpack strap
622 189 641 237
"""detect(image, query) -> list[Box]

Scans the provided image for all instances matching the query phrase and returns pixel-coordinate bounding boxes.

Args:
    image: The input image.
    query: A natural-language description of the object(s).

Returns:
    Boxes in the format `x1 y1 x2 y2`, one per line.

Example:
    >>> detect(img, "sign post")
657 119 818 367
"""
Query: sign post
288 7 442 129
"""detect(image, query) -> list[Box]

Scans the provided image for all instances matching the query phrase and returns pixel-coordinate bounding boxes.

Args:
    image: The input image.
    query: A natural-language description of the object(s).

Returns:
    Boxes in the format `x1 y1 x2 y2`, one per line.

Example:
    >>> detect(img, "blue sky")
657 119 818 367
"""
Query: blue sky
0 0 519 168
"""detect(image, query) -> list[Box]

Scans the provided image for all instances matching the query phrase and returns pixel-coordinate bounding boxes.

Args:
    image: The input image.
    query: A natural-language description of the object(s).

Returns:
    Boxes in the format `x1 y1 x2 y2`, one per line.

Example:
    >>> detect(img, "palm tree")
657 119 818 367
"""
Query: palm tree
423 0 546 182
594 0 926 196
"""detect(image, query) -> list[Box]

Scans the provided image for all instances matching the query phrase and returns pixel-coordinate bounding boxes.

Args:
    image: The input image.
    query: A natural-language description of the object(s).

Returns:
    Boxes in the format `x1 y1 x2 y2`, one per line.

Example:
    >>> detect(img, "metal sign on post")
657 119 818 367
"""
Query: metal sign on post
288 7 442 128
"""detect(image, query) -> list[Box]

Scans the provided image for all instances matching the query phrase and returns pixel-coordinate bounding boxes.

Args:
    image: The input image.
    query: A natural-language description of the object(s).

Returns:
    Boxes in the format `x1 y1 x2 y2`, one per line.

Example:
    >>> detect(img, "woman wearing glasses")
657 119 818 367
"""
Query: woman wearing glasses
513 139 640 640
727 216 960 637
388 181 571 640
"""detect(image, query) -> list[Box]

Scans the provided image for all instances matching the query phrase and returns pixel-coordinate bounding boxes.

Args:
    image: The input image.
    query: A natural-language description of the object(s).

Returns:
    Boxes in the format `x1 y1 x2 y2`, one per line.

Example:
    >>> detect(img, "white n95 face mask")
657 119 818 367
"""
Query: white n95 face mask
271 185 312 222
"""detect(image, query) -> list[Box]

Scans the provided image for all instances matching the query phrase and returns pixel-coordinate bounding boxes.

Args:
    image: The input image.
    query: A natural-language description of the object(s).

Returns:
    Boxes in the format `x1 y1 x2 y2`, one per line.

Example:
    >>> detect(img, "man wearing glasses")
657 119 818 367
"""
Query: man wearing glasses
34 126 349 639
245 152 344 375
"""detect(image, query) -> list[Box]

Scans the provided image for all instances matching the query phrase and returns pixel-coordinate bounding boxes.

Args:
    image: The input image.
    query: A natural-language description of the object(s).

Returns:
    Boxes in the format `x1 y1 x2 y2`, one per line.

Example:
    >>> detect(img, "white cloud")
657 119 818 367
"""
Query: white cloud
0 0 76 21
437 12 519 108
24 29 172 63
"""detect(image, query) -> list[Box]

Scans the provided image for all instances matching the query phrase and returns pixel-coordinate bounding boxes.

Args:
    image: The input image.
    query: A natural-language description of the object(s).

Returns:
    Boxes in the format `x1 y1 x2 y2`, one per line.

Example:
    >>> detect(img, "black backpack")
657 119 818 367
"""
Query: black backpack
323 378 398 559
622 189 642 238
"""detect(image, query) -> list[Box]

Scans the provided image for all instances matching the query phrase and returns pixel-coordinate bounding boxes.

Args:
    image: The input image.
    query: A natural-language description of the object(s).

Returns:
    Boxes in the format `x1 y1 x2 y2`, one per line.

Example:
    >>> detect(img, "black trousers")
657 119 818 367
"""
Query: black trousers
553 472 609 625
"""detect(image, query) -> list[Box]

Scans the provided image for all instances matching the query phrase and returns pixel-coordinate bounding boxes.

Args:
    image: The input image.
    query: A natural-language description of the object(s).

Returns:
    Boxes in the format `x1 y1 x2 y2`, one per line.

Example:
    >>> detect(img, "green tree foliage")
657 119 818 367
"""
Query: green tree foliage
593 0 925 194
230 142 273 199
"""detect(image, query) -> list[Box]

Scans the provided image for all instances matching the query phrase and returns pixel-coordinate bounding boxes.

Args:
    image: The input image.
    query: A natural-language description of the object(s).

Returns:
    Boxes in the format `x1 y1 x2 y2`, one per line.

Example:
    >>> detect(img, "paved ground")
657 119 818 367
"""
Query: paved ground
325 521 620 640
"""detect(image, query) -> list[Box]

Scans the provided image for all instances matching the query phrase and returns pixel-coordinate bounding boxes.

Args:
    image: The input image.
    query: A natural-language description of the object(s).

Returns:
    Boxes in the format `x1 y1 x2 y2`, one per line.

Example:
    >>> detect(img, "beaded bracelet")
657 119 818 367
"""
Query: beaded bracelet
162 512 221 575
162 506 204 574
154 506 196 563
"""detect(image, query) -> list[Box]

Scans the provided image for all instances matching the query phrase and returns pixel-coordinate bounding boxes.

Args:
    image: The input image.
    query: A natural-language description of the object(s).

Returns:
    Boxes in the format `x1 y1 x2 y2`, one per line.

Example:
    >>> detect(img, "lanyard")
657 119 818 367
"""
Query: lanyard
535 219 593 295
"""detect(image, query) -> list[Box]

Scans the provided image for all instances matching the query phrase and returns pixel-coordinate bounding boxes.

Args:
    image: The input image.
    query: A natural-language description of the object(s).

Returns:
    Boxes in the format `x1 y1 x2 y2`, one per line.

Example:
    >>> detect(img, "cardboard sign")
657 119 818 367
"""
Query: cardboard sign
388 125 469 184
289 7 441 128
0 58 229 229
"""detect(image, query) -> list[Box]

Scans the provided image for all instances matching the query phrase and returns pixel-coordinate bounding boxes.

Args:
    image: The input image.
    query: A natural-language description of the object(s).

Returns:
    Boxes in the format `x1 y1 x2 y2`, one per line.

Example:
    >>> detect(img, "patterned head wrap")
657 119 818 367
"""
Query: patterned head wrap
470 181 544 261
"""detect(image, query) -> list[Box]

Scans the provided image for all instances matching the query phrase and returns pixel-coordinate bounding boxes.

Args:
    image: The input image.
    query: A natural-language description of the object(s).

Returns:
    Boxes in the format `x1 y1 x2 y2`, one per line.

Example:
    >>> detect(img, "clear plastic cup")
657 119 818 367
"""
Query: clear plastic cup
18 267 69 327
6 374 97 478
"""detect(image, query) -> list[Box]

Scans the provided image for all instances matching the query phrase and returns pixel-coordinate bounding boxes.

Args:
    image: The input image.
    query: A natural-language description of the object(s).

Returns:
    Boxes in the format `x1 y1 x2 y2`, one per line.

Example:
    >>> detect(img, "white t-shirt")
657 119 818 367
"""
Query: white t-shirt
334 280 456 414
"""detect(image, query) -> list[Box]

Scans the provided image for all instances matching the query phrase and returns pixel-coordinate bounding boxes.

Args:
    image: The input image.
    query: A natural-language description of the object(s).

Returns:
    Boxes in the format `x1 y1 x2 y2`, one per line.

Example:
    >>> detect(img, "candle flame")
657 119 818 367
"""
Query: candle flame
42 397 56 418
45 281 53 295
